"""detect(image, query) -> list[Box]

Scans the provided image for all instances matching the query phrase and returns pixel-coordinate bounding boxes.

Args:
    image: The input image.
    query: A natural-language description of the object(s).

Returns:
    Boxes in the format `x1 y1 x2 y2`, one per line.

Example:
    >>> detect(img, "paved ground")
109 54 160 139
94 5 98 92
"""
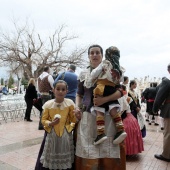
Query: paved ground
0 109 169 170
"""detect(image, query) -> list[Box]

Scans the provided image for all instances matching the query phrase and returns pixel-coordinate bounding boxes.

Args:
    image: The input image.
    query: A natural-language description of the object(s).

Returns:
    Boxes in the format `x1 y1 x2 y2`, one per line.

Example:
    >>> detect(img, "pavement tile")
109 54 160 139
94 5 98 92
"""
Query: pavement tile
0 105 170 170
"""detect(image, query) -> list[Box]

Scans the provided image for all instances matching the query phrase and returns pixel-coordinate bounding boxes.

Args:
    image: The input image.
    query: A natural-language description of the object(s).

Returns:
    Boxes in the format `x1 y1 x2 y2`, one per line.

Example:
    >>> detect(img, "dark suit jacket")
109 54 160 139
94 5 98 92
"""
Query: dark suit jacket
153 78 170 118
143 87 157 113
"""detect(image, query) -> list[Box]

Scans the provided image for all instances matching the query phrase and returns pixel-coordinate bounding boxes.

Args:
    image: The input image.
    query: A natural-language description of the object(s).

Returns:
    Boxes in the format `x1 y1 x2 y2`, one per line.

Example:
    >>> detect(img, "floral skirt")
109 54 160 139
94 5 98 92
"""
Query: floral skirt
40 128 74 170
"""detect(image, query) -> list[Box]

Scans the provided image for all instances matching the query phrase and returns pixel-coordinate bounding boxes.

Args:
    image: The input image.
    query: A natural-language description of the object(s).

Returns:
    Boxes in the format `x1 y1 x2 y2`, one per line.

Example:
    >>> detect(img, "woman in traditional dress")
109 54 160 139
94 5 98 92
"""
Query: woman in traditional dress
128 80 146 138
120 85 144 155
74 44 126 170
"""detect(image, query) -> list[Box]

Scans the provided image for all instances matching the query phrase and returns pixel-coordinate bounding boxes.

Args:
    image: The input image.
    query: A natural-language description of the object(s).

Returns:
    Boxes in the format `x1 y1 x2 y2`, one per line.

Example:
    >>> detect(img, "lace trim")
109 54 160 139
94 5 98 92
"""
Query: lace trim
40 130 74 169
41 153 74 169
43 98 74 110
42 160 73 169
79 68 95 88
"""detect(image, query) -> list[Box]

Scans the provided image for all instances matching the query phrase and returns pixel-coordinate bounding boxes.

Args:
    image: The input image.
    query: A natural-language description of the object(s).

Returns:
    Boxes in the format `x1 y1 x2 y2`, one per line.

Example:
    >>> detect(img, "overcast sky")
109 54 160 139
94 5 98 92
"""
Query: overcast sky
0 0 170 81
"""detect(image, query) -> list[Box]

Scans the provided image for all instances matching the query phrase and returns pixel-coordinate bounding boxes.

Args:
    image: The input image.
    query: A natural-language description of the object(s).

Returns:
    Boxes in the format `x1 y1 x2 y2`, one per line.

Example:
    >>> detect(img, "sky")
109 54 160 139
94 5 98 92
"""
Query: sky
0 0 170 81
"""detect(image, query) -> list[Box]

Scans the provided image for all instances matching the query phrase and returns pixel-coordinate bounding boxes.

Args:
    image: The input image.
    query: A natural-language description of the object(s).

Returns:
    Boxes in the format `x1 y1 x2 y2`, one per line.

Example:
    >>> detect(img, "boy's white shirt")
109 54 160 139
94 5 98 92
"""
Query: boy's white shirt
37 72 54 92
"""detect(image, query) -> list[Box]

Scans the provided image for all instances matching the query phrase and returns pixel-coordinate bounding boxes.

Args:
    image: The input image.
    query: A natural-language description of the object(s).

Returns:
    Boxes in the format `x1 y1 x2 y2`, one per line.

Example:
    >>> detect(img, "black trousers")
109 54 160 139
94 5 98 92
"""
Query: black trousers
25 97 33 120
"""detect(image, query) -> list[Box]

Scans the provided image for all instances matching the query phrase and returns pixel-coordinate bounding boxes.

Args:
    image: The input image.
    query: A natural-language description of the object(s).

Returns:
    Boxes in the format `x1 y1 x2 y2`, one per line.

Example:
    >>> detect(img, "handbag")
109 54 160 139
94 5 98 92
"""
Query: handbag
33 98 43 112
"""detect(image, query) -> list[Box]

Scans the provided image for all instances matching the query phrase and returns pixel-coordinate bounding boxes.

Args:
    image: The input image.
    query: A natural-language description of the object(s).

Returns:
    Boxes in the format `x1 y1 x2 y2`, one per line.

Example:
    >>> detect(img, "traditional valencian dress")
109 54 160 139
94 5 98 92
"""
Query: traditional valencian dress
40 99 76 170
119 95 144 155
128 89 146 138
75 67 126 170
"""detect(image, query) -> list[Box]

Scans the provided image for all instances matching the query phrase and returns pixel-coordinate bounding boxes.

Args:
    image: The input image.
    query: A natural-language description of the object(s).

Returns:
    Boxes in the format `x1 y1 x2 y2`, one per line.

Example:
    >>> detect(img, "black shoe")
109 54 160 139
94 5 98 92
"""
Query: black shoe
161 127 164 130
94 134 107 145
154 123 159 126
154 154 170 162
113 131 127 144
148 123 151 125
146 119 149 122
27 119 33 122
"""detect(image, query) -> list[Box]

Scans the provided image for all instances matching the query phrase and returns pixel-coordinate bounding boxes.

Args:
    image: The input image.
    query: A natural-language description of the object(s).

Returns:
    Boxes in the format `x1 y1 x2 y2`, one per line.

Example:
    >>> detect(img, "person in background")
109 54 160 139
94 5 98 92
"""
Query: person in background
122 76 129 90
128 80 146 138
24 78 37 122
142 83 159 126
54 64 78 103
74 44 126 170
37 66 54 105
153 63 170 162
52 71 58 80
39 80 77 169
156 77 166 131
120 84 144 155
2 85 8 95
37 66 54 130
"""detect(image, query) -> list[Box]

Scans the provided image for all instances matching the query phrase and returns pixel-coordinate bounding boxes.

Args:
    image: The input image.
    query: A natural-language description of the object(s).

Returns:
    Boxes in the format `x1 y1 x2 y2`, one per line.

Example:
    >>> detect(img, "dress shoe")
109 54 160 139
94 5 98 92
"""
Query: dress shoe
148 123 151 125
154 154 170 162
154 123 159 126
161 127 164 130
27 119 33 122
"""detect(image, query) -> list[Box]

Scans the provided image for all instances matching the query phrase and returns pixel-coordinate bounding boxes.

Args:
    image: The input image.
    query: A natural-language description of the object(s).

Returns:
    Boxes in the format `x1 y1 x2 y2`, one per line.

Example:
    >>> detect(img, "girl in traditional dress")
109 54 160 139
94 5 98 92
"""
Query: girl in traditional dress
40 80 77 170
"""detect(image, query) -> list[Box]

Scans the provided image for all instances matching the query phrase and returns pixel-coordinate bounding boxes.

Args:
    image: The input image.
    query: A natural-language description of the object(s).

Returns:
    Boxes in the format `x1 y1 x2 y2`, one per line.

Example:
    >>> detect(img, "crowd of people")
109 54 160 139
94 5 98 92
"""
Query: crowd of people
21 44 170 169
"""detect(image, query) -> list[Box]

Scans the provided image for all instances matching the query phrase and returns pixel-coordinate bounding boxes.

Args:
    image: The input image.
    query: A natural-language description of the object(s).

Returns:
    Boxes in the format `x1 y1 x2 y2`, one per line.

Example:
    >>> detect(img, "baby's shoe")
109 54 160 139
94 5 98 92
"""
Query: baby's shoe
113 131 127 144
94 134 107 145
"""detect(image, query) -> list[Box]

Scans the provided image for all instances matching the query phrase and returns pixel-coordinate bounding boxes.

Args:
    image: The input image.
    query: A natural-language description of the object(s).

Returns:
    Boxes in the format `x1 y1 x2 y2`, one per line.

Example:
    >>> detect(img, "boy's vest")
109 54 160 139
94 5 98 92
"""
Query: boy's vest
38 75 52 93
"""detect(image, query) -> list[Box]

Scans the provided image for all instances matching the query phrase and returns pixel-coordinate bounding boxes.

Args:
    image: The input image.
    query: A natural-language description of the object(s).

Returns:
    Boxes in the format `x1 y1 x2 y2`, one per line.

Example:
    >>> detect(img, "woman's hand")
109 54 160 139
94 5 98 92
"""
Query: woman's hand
93 95 106 106
136 107 141 113
33 98 37 103
94 90 122 106
73 107 82 120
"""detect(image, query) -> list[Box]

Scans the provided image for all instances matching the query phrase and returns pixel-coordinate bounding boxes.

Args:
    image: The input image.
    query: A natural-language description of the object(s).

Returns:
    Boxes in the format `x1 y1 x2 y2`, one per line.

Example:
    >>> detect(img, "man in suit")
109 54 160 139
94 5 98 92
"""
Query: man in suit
153 63 170 162
142 83 159 126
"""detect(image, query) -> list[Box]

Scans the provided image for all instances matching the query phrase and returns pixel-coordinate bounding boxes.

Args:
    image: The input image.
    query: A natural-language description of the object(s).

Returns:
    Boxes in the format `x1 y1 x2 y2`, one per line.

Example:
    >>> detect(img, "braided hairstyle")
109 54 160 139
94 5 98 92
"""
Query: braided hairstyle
105 46 122 76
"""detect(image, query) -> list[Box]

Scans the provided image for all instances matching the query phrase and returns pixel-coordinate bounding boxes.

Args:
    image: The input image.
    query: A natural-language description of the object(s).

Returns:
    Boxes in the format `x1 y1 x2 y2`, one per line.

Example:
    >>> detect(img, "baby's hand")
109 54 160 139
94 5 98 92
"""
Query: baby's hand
102 63 108 72
111 69 120 79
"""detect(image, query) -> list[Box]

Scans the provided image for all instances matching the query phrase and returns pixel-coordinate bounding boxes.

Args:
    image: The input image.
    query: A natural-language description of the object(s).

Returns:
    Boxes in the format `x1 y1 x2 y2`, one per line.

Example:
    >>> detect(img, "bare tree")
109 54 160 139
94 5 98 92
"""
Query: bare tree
0 20 88 80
